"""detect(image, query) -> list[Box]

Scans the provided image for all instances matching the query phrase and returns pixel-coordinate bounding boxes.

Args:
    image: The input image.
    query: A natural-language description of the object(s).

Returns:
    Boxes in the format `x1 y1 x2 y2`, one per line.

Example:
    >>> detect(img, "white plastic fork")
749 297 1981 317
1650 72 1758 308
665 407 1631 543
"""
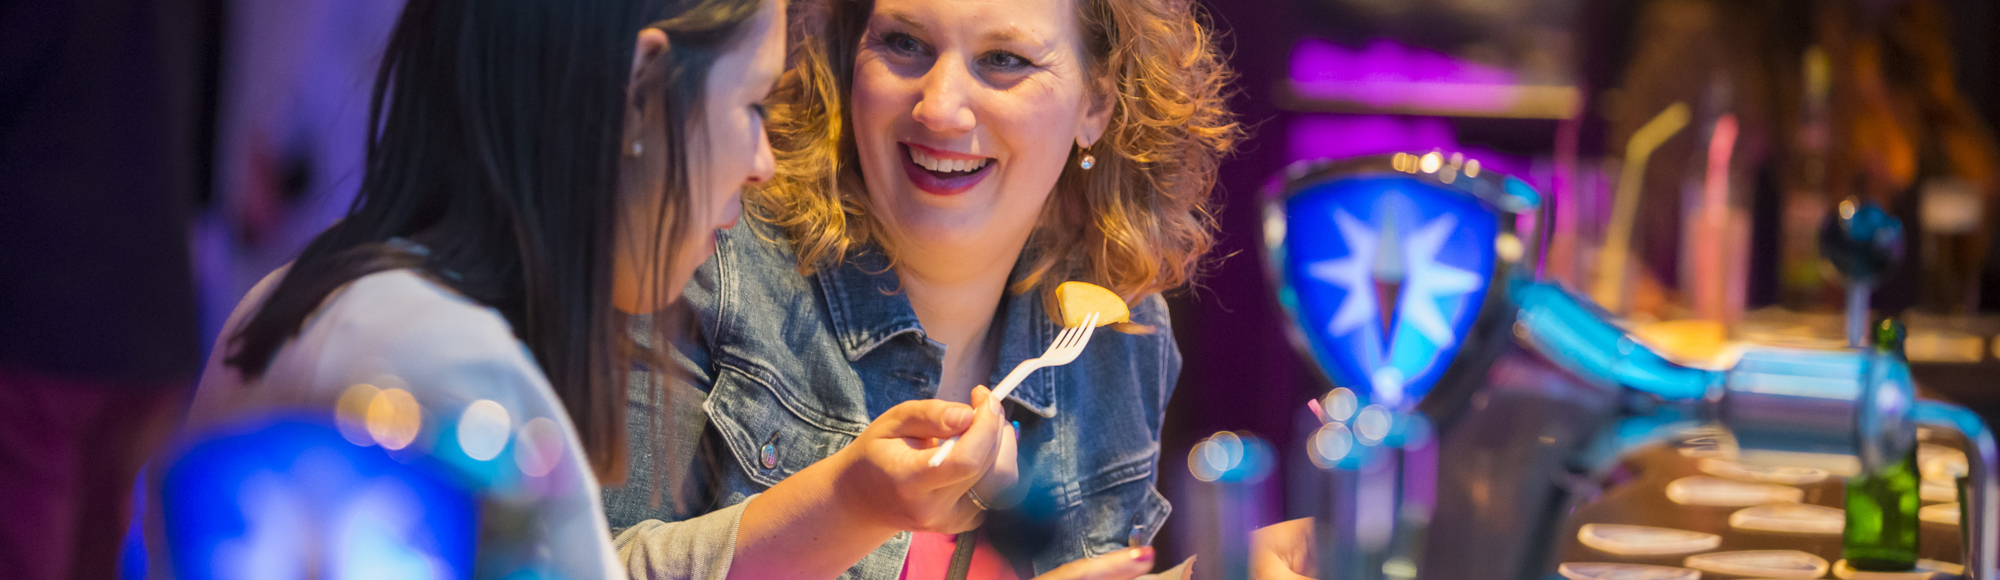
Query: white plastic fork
928 313 1101 467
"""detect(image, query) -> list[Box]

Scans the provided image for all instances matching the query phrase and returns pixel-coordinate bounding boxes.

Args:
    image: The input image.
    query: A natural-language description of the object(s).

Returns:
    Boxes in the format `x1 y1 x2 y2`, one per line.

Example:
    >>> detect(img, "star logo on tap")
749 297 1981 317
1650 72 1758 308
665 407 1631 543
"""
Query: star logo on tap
1306 196 1484 407
1309 209 1381 340
1398 213 1483 348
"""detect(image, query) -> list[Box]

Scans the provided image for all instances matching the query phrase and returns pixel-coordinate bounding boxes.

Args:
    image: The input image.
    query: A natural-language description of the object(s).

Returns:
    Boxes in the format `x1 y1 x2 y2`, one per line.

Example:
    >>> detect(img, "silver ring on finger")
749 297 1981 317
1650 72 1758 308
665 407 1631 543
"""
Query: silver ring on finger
967 488 992 511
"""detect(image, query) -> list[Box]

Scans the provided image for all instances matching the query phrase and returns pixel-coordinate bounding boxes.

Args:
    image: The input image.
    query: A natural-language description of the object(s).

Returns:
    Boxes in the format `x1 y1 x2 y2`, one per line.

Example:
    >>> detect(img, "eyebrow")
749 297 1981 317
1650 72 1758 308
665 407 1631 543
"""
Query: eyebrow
884 10 925 31
984 28 1027 43
881 10 1036 44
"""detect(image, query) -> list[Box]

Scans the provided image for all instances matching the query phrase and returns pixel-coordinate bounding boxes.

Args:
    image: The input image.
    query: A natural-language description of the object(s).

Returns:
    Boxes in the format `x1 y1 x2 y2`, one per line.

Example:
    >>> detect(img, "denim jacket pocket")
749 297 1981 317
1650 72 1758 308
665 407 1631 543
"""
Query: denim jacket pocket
704 360 861 489
1073 453 1171 557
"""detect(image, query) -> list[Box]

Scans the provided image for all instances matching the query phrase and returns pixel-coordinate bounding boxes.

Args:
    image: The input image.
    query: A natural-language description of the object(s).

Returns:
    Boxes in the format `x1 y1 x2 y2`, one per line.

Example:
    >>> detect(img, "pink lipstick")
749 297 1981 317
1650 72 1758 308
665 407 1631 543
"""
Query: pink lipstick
900 142 994 196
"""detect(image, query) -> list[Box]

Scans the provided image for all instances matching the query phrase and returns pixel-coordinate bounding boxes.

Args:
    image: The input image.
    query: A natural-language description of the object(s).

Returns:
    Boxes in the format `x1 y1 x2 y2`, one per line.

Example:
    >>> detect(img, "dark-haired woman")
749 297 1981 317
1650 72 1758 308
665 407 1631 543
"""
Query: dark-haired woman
170 0 786 576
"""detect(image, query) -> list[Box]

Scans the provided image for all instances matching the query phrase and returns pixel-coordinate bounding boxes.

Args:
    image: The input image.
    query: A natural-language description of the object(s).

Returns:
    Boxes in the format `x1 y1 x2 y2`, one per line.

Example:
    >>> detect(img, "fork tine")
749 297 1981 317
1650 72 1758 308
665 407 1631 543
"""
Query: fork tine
1056 316 1085 347
1049 314 1097 362
1055 315 1087 350
1076 313 1100 347
1056 318 1088 348
1074 314 1100 348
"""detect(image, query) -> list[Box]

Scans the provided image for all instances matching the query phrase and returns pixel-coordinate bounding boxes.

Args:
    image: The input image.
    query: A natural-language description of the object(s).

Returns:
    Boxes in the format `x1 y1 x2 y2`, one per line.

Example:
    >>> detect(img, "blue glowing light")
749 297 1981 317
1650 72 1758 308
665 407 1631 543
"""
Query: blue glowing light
159 416 478 580
1279 175 1498 409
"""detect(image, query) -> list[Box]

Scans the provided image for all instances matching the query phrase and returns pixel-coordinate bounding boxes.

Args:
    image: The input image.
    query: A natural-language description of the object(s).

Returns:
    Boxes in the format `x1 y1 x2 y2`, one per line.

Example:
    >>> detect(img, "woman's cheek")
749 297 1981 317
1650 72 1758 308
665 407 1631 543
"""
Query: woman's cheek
989 90 1082 156
848 63 897 125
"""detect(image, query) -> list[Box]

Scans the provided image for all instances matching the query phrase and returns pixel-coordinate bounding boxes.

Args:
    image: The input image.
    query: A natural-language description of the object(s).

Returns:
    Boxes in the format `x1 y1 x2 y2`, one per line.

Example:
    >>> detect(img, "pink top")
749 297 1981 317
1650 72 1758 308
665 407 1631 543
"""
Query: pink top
899 531 1023 580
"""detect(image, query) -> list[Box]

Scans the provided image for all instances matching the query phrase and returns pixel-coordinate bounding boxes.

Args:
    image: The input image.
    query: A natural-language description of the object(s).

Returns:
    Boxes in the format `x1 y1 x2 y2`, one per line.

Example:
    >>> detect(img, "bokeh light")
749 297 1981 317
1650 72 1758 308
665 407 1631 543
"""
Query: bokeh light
1190 431 1274 483
1189 440 1224 482
1309 423 1355 469
336 383 382 446
1355 405 1392 445
455 400 511 462
514 417 564 477
365 388 422 450
1208 432 1244 469
1323 388 1359 422
1496 233 1523 263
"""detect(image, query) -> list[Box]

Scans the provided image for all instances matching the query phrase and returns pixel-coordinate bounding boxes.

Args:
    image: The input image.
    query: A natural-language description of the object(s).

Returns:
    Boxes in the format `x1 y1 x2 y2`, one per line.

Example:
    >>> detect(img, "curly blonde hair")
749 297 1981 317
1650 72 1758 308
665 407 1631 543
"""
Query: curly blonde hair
750 0 1239 307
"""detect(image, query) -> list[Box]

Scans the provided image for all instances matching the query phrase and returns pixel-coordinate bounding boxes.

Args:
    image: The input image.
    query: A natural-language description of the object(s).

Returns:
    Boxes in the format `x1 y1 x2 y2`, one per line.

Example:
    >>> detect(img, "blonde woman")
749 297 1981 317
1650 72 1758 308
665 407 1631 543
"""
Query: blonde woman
604 0 1237 578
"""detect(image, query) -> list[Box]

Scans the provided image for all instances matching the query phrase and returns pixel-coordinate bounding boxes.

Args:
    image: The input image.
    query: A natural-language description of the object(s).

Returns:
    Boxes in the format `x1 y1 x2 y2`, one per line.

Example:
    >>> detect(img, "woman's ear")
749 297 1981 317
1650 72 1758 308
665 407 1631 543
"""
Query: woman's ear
1076 79 1114 149
630 28 670 87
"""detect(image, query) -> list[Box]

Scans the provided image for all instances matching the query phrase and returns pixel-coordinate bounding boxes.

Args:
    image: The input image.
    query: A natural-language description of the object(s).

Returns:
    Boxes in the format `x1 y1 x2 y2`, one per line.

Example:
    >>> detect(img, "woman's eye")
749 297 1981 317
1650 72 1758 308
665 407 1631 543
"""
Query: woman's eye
750 103 769 121
884 32 924 56
982 52 1032 71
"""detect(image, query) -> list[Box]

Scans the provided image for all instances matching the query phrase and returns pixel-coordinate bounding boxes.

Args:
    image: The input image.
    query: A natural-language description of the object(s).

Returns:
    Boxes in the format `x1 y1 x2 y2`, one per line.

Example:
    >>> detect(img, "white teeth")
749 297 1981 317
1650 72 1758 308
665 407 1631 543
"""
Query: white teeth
909 147 986 174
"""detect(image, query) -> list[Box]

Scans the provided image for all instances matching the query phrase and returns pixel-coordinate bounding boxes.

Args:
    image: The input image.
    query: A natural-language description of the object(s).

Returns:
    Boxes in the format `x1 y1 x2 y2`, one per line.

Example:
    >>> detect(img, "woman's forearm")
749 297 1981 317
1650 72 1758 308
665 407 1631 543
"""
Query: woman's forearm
726 450 900 580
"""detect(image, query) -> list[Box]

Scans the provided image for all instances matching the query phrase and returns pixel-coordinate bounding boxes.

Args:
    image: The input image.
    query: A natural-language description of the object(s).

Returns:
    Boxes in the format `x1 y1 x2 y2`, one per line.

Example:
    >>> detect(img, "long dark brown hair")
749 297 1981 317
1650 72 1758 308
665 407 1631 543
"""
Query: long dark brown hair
225 0 764 484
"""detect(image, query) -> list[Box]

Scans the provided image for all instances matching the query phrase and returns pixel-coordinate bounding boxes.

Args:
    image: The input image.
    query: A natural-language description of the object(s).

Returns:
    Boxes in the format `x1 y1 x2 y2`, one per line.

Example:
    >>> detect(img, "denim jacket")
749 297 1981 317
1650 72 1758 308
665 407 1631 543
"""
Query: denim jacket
603 216 1180 578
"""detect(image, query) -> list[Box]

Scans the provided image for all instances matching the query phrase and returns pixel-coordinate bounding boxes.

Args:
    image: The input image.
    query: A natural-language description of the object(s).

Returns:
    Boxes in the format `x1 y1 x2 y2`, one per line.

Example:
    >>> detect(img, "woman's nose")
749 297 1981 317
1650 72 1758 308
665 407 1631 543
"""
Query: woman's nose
911 60 976 134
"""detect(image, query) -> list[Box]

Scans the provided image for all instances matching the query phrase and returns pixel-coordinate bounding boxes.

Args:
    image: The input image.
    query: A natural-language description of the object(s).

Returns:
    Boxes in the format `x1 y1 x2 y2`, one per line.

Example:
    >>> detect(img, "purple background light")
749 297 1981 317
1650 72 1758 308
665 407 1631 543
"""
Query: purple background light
1288 38 1534 115
1289 38 1516 85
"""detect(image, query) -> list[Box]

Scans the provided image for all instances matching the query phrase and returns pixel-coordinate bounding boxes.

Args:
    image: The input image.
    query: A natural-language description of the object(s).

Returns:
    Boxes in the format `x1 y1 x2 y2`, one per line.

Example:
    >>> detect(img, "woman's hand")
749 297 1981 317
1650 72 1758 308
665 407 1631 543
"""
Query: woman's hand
1251 518 1316 580
1033 547 1194 580
831 386 1012 534
728 386 1014 580
970 393 1022 508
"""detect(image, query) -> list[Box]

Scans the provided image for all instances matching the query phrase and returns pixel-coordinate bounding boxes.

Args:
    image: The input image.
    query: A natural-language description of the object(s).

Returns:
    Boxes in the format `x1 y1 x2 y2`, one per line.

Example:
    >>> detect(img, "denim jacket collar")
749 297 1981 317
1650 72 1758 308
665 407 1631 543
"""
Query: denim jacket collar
815 248 1060 418
816 249 925 361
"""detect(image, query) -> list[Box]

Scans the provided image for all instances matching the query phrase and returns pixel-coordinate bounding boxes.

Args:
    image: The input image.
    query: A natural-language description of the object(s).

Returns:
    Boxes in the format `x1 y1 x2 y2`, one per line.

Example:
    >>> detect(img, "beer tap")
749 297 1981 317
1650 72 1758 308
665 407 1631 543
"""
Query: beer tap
1820 197 1905 348
1263 154 1999 580
1815 198 1999 578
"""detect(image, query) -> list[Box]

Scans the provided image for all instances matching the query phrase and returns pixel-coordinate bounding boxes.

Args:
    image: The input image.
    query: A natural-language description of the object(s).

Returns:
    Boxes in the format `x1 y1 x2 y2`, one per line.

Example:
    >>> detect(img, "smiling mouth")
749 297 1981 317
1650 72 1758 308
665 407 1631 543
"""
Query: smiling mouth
900 143 995 195
907 145 993 177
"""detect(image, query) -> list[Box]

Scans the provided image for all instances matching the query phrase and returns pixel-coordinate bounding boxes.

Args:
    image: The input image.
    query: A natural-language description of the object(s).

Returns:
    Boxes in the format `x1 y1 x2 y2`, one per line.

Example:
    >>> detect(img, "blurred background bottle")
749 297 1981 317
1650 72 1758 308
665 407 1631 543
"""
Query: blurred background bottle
1919 177 1986 315
1780 47 1837 311
1843 319 1920 572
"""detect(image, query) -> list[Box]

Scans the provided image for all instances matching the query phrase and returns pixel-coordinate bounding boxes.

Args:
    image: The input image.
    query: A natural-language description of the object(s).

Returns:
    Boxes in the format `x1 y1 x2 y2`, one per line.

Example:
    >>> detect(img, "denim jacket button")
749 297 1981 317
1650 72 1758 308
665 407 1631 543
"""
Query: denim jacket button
760 441 779 469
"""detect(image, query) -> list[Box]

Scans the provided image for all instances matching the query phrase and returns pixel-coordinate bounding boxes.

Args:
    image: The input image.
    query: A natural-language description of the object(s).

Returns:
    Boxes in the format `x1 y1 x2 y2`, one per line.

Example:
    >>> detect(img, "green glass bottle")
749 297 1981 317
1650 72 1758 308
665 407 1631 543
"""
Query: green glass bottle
1843 319 1920 571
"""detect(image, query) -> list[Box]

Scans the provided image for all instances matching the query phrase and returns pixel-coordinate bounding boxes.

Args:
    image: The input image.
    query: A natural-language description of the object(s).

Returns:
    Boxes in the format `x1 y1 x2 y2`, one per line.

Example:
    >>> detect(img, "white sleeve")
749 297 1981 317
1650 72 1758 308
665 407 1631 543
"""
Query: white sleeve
613 496 754 580
308 272 628 579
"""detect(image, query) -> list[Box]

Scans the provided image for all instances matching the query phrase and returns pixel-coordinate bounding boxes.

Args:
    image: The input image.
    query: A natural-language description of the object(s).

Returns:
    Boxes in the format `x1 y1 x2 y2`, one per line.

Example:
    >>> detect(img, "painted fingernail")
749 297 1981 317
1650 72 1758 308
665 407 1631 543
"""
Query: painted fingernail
946 406 972 426
1131 546 1154 562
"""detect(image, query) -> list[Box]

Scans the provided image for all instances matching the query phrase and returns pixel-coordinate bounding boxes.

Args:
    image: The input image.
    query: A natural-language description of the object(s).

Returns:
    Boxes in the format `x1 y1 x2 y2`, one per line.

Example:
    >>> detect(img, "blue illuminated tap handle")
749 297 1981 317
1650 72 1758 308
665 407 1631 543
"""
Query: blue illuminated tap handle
1819 198 1905 347
1818 198 1905 282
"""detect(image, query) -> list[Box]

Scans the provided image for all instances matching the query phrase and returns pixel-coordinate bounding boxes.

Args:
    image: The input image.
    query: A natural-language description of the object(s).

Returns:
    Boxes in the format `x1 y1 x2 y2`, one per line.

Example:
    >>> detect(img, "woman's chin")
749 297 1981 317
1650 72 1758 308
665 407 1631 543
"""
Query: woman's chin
881 206 992 241
891 225 1024 262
